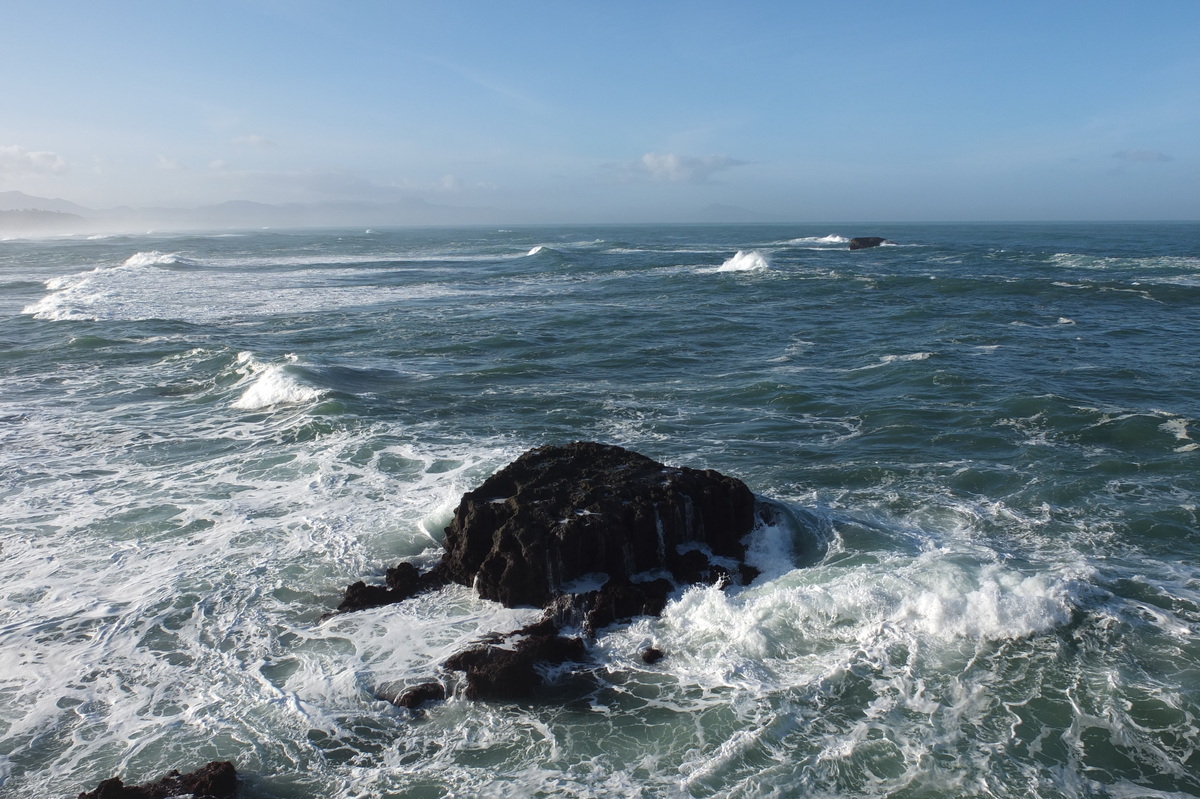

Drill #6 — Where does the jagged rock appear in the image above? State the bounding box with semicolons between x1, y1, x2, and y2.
848;236;895;250
78;761;237;799
577;578;674;635
337;563;448;613
444;623;588;700
438;441;757;607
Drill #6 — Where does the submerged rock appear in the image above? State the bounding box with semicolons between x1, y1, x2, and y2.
393;681;447;710
338;441;764;701
78;761;237;799
641;647;666;664
848;236;895;250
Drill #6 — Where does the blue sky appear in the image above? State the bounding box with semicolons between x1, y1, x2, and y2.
2;1;1197;221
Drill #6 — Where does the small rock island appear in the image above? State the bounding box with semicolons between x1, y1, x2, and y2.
848;236;895;250
339;441;767;702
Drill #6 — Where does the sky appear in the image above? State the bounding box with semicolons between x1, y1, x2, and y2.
2;0;1198;222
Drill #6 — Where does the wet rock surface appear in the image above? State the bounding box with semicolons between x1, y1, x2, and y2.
443;622;589;700
78;761;237;799
848;236;895;250
438;441;757;607
339;442;764;702
338;562;448;613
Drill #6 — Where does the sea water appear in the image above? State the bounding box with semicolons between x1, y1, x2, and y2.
1;223;1198;797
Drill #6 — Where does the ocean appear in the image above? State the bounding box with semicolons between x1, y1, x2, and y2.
2;223;1198;798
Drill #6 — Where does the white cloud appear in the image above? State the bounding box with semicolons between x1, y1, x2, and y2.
1112;149;1173;163
608;152;747;183
157;155;185;171
0;144;68;177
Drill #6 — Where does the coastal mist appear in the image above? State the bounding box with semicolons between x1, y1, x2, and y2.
2;223;1198;797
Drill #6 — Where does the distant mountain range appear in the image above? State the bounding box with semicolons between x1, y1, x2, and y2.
0;190;509;232
0;191;775;233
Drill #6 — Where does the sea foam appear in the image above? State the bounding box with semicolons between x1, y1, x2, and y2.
22;252;197;321
649;540;1082;687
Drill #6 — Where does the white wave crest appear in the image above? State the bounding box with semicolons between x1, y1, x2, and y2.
851;352;935;371
23;252;200;320
232;353;324;410
880;352;933;364
787;235;848;245
1160;416;1198;452
718;250;772;272
23;265;113;320
122;250;197;268
527;245;547;256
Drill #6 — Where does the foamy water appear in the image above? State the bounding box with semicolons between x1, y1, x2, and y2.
3;223;1199;797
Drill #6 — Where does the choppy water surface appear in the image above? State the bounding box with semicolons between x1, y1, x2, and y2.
2;223;1199;797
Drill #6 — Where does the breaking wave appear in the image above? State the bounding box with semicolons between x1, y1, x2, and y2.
121;250;198;268
232;353;326;410
786;234;848;245
718;250;772;272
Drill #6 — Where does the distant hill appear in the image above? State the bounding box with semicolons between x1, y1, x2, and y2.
0;209;88;233
0;191;93;216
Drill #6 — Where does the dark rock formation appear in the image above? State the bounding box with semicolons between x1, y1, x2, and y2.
444;621;588;700
848;236;895;250
572;578;674;635
338;442;764;702
338;562;448;613
78;761;237;799
437;441;757;607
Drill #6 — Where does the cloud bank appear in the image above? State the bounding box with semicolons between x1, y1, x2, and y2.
608;152;747;184
0;145;69;177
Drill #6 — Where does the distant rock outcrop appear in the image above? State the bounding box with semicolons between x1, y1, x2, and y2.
339;442;764;701
848;236;895;250
78;761;237;799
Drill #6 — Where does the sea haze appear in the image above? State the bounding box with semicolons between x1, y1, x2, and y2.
2;223;1199;797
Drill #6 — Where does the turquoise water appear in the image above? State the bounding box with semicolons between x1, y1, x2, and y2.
2;223;1198;797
